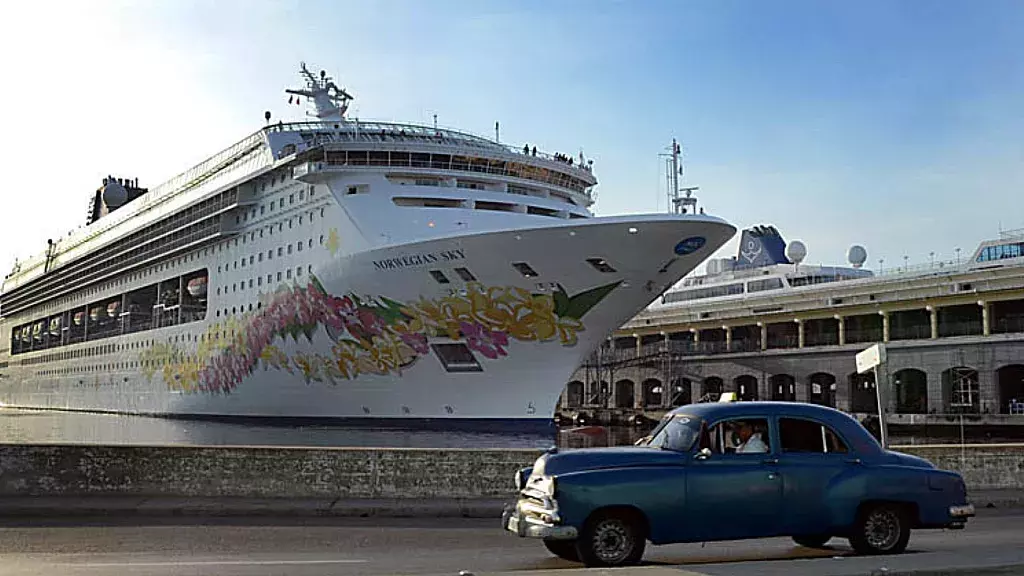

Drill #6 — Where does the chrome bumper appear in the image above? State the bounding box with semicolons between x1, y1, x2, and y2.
502;499;578;540
950;504;975;518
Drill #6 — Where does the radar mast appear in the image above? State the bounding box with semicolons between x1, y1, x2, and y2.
285;62;354;122
661;138;699;215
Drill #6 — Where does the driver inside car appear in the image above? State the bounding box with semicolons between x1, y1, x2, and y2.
734;420;768;453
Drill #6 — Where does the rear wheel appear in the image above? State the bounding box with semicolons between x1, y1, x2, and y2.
848;503;911;555
543;539;579;562
575;510;646;567
792;534;832;548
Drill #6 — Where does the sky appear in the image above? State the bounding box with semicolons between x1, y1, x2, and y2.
1;0;1022;279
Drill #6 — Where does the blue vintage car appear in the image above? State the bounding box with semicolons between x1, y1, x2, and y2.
501;401;974;567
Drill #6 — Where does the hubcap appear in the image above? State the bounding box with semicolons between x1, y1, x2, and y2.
864;509;901;550
591;519;633;563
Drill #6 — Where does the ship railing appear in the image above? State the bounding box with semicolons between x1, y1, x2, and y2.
267;120;595;176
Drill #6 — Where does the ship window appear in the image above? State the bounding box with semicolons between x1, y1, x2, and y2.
287;245;293;255
299;215;303;224
319;235;325;245
278;247;284;256
513;262;539;278
310;186;315;197
286;269;292;279
289;219;294;229
297;267;303;277
586;258;616;273
476;200;516;212
431;343;483;373
258;253;263;262
261;206;265;215
270;201;275;210
320;208;325;217
308;239;313;248
277;272;282;281
268;250;273;260
347;186;358;195
241;258;245;268
748;278;784;292
299;190;305;200
297;242;303;252
258;277;262;286
430;270;450;284
289;194;294;205
454;267;476;282
249;256;255;265
248;279;253;289
267;274;272;284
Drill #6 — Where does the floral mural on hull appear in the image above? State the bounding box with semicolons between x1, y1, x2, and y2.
140;275;621;395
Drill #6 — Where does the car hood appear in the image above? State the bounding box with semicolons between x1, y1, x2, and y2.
886;450;936;469
536;447;685;476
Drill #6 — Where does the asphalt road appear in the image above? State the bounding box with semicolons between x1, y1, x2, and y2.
0;510;1022;576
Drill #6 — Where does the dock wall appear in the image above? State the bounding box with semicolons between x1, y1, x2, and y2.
0;443;1021;500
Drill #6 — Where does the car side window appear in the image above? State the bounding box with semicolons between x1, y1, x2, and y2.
707;417;771;455
779;418;849;454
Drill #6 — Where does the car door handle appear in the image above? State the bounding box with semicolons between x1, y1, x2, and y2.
762;458;779;465
845;458;862;465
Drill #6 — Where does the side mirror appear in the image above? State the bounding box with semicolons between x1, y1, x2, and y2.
695;447;712;461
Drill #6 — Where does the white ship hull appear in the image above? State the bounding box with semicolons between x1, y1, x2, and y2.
1;213;731;428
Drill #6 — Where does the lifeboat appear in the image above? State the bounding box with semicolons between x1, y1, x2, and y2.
187;276;208;298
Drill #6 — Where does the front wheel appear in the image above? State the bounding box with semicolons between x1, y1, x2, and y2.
793;534;831;548
575;511;646;567
848;504;911;555
543;539;579;562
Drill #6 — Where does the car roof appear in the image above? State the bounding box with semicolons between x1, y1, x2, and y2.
668;401;884;455
669;401;850;421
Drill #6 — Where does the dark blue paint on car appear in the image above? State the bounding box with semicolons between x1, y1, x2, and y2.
501;401;974;567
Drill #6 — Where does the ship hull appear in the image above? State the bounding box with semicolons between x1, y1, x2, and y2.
0;215;733;427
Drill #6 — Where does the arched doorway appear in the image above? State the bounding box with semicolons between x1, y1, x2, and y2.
808;372;836;407
565;380;584;408
614;379;635;409
670;378;692;406
734;374;759;401
770;374;796;401
642;378;663;407
702;376;724;400
997;365;1024;414
942;367;979;414
848;371;877;413
892;369;928;414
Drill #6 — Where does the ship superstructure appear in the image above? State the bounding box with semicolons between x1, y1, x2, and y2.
0;63;734;428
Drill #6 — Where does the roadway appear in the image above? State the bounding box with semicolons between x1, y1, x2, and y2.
1;509;1022;576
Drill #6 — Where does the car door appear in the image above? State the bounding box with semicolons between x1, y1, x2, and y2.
775;416;856;536
684;416;784;542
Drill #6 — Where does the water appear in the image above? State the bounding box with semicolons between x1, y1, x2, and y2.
0;408;1018;449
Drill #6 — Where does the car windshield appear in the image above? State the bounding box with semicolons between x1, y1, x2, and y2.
641;414;702;452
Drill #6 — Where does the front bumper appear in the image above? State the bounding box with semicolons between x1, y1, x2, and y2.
502;499;577;540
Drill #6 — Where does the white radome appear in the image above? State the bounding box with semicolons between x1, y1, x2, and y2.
848;245;868;268
785;240;807;265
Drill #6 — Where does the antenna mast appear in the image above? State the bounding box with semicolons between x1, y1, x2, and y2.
660;138;699;214
285;62;354;122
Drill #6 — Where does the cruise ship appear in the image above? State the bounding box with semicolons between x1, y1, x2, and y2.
0;63;735;429
560;224;1024;430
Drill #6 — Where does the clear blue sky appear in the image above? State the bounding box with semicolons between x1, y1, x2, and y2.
2;0;1022;274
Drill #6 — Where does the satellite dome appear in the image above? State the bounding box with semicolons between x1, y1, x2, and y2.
102;178;128;208
785;240;807;265
848;245;868;268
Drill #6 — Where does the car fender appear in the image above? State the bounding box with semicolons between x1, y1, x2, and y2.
552;465;687;544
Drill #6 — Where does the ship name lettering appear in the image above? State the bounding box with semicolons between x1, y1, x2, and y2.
372;249;464;271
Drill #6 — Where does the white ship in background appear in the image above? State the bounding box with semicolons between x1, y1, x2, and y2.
0;63;734;430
